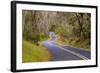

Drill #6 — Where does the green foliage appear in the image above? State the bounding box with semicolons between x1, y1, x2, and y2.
55;24;66;35
23;10;50;45
22;10;91;52
39;33;49;41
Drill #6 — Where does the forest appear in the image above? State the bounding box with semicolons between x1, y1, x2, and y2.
22;10;91;63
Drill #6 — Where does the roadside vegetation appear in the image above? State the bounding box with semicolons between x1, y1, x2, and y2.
56;36;90;51
22;10;91;63
22;40;51;63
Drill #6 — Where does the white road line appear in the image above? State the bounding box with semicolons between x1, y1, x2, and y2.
50;43;89;60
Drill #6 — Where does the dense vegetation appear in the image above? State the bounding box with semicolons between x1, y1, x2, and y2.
22;10;91;62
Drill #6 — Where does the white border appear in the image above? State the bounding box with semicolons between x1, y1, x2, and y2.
16;3;96;70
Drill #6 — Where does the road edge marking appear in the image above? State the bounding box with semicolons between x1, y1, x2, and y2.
53;44;89;60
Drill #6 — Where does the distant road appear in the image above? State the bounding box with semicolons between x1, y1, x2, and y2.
42;32;90;61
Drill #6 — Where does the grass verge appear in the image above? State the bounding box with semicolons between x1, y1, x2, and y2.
22;40;51;63
56;37;90;52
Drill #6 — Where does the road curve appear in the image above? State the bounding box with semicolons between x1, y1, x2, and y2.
42;32;90;61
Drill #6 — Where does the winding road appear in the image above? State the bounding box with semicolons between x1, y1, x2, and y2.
42;32;90;61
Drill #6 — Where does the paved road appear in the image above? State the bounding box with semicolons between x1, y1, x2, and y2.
61;46;91;59
42;32;90;61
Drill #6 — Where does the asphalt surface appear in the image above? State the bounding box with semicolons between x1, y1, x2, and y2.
42;32;90;61
61;46;91;59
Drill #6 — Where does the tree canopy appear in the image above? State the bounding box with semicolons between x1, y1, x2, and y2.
22;10;91;49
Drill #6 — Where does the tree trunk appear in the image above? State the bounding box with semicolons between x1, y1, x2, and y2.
75;13;85;40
